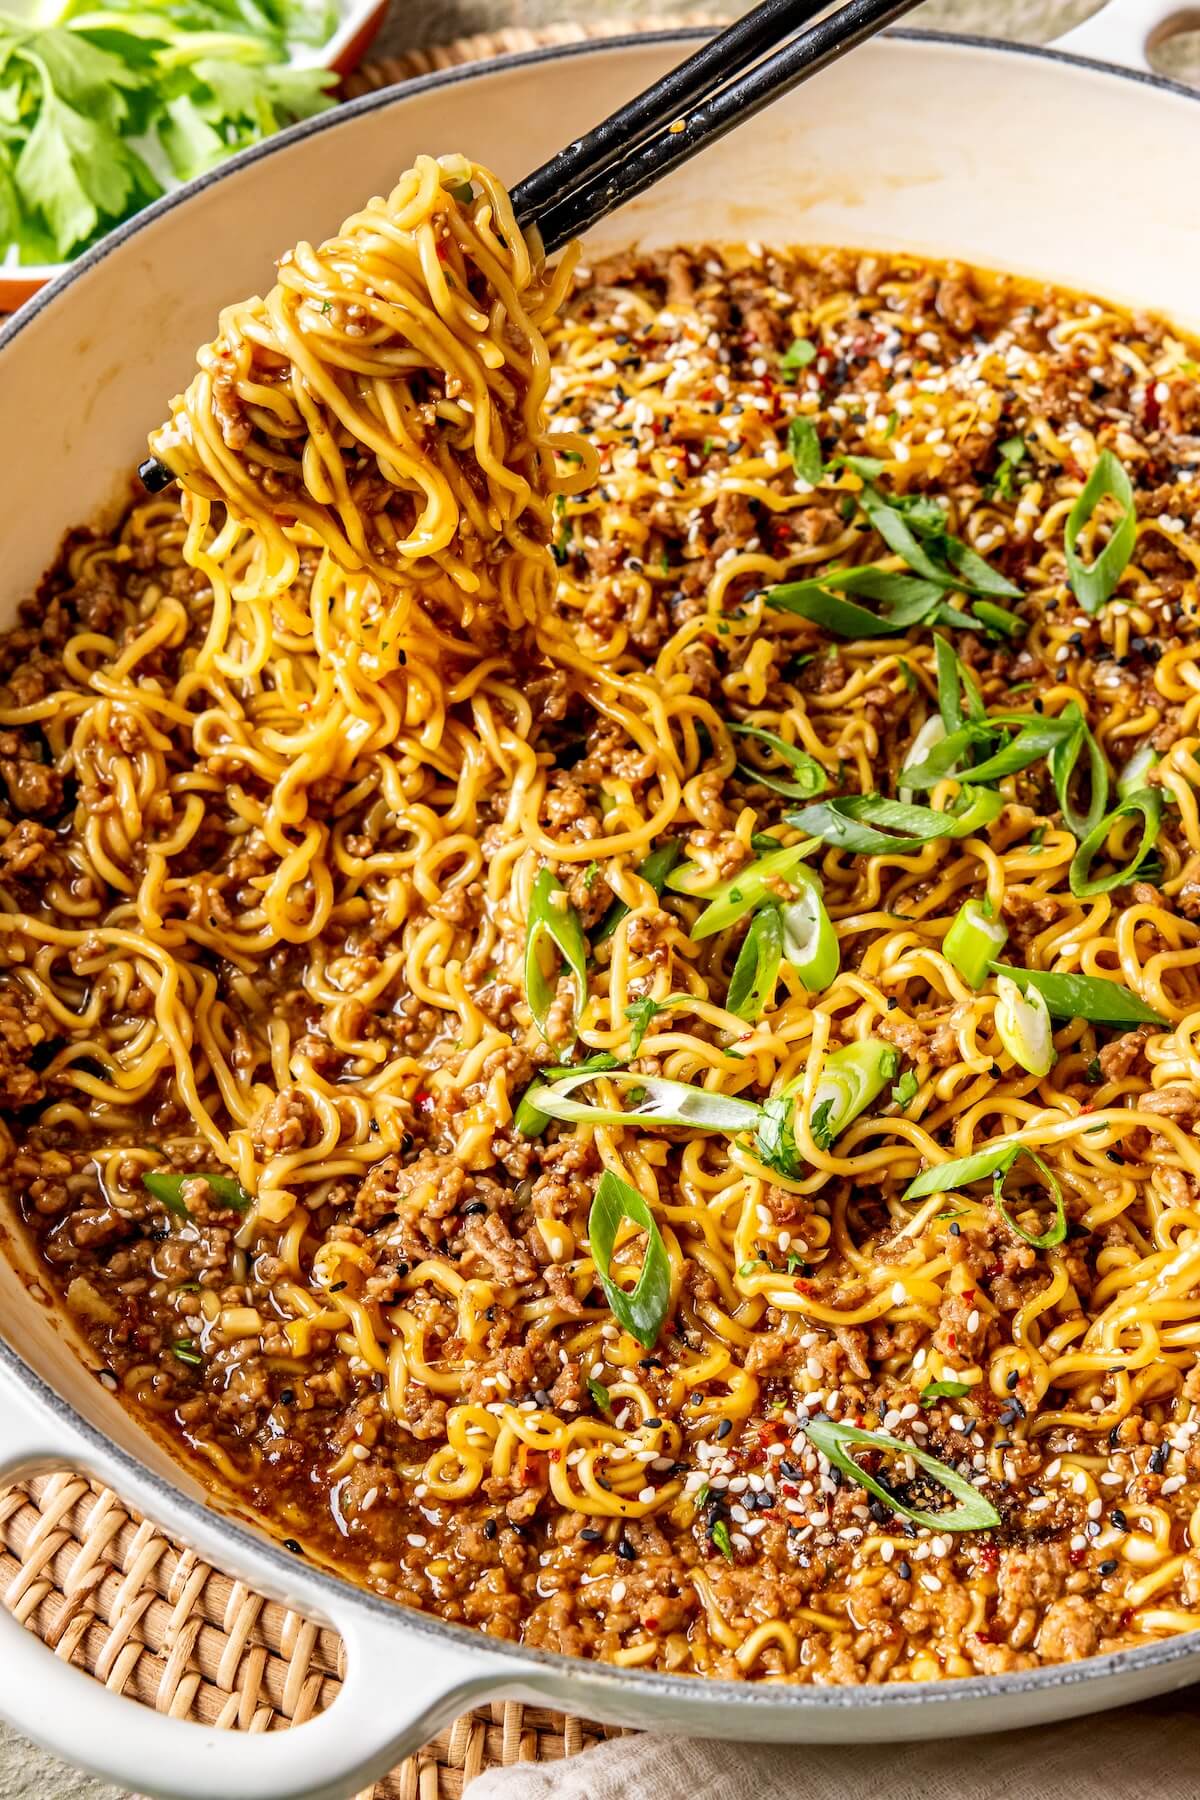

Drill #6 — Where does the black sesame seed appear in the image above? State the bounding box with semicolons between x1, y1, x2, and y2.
949;1222;961;1237
1099;1558;1118;1576
462;1201;489;1216
279;1388;294;1405
643;1417;663;1429
484;1517;498;1541
896;1560;912;1580
1149;1443;1168;1474
533;1390;552;1407
716;1418;733;1440
579;1526;602;1543
1111;1508;1128;1530
282;1539;303;1555
617;1536;637;1561
638;1357;664;1370
1006;1371;1019;1391
779;1460;801;1480
329;1280;347;1292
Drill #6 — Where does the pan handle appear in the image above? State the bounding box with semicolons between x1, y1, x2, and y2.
0;1377;512;1800
1048;0;1200;74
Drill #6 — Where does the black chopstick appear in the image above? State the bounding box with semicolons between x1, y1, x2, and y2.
511;0;832;227
532;0;925;255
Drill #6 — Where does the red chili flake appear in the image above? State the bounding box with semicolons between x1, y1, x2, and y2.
1144;386;1162;430
1069;1547;1088;1567
414;1090;433;1112
645;1619;659;1632
549;1449;562;1464
781;1482;799;1497
436;239;449;262
973;1629;994;1645
975;1546;1000;1573
947;1333;958;1349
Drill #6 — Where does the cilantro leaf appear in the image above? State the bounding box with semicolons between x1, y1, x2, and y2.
810;1097;835;1151
624;997;666;1055
892;1068;920;1110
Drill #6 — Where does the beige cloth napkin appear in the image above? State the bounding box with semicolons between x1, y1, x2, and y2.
469;1692;1200;1800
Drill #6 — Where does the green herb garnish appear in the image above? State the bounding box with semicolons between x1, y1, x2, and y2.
143;1170;250;1217
781;338;817;372
1064;449;1136;614
524;867;588;1045
904;1140;1066;1248
788;416;824;484
587;1170;672;1350
801;1418;1000;1530
920;1378;971;1404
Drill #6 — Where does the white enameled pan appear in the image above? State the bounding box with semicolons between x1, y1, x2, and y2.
0;5;1199;1794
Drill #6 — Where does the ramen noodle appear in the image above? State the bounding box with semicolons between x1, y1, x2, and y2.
3;158;1200;1684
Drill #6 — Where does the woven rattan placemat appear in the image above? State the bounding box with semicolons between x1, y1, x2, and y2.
0;29;728;1795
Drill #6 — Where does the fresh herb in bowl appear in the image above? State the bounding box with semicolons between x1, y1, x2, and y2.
0;0;337;264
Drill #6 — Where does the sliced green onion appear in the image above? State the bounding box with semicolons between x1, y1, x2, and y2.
935;636;985;735
989;963;1166;1026
513;1053;622;1138
143;1170;251;1216
920;1379;971;1404
171;1338;204;1367
809;1039;898;1149
856;480;1022;599
944;897;1009;988
780;873;839;992
1048;701;1109;839
765;569;958;639
527;1069;760;1135
727;905;784;1021
710;1516;734;1561
728;721;827;798
588;1169;671;1350
994;975;1055;1077
788;416;824;484
971;599;1023;638
782;338;817;371
801;1419;1000;1531
785;786;1003;856
1064;449;1137;615
1069;788;1163;897
525;868;588;1044
989;435;1027;501
908;716;1074;791
671;840;817;940
594;842;682;945
903;1139;1066;1248
753;1091;802;1179
624;997;667;1053
1118;743;1160;799
899;715;949;806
